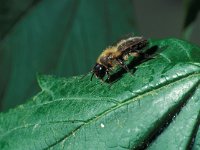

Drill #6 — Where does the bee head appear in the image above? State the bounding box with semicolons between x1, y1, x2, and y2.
91;63;106;80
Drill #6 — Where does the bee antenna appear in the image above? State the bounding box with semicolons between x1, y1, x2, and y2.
90;72;94;81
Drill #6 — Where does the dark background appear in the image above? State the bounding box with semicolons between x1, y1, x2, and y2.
0;0;199;111
134;0;199;44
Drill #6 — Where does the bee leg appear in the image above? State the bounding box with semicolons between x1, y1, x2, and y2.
117;58;133;75
133;49;154;59
123;54;129;61
129;51;140;58
106;70;111;81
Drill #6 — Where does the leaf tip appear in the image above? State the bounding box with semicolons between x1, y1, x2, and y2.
36;73;56;90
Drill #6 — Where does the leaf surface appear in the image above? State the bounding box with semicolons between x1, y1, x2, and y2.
0;38;200;149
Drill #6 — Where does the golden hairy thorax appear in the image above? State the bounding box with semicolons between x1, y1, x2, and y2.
97;46;122;67
96;36;147;69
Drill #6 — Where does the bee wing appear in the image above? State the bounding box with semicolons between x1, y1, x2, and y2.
117;37;147;53
117;40;137;52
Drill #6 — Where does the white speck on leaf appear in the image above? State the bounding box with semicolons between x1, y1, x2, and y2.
100;123;105;128
134;127;140;132
72;132;76;136
32;124;39;131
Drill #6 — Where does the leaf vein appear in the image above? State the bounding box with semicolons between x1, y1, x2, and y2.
46;73;200;149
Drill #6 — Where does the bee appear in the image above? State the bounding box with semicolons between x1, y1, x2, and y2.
91;36;148;81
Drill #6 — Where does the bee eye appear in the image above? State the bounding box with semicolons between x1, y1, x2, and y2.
93;64;106;79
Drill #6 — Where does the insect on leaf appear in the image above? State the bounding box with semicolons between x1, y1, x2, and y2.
0;0;136;111
0;38;200;149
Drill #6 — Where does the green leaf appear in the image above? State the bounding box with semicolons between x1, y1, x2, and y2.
182;0;200;39
0;0;136;110
0;38;200;149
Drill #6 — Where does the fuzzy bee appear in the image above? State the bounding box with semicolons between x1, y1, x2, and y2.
91;36;148;81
